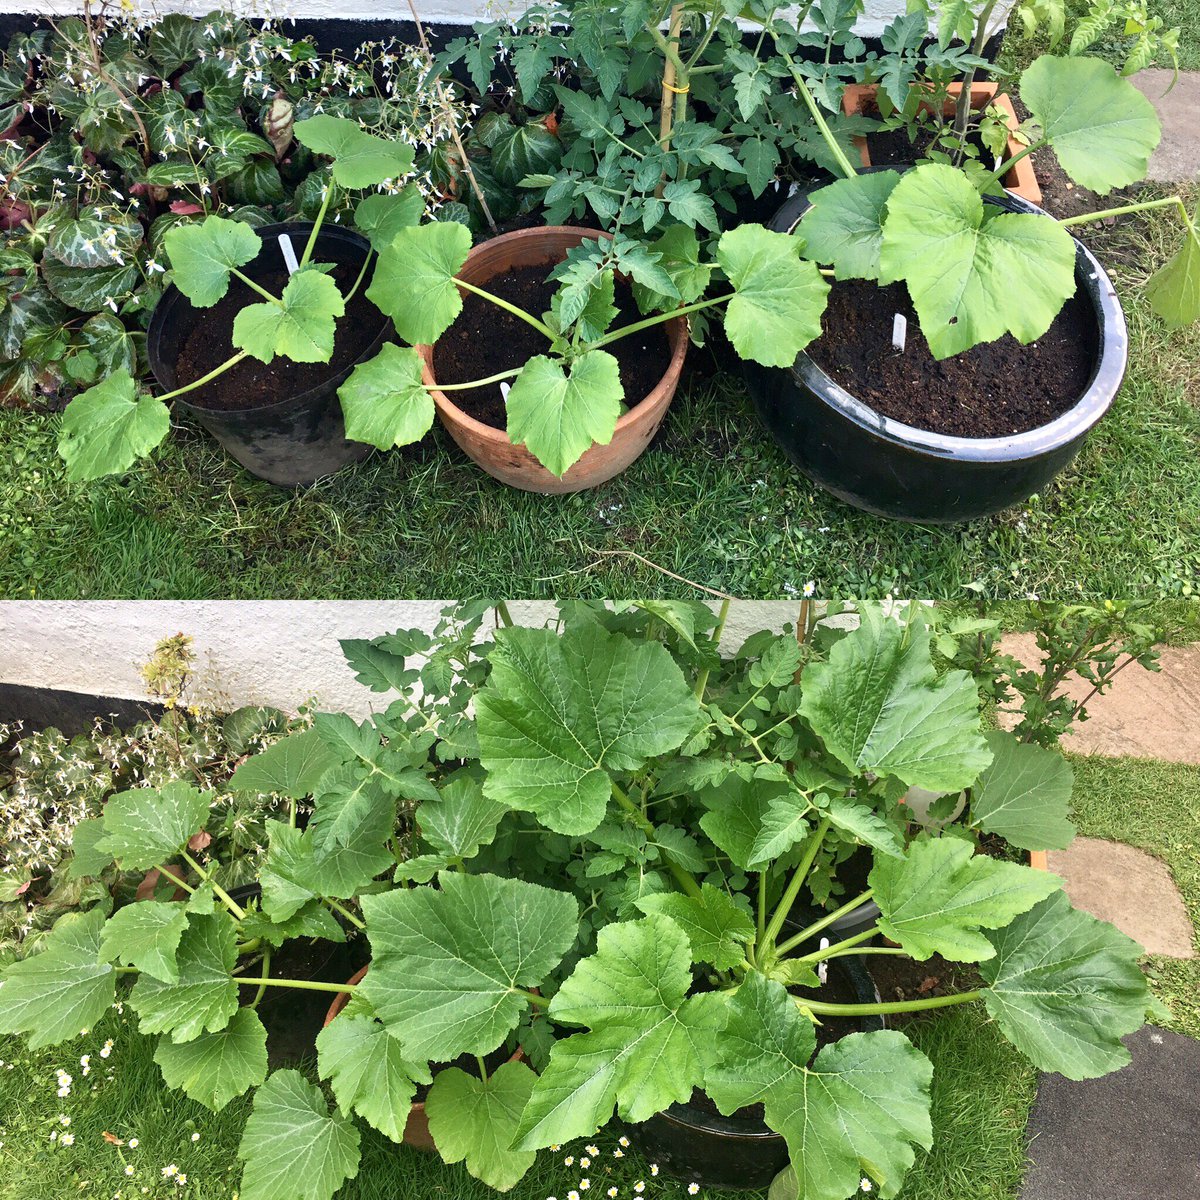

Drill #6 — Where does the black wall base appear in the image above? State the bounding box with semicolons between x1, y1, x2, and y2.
0;683;164;750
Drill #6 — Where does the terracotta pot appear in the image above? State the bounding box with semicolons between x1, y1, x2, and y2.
1030;850;1049;870
417;226;689;494
842;81;1042;204
323;965;527;1153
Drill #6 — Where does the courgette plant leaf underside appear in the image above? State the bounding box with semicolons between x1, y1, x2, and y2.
476;622;700;834
367;221;472;345
1146;205;1200;328
337;342;435;451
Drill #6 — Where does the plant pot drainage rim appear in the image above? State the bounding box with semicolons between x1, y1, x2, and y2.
147;220;391;419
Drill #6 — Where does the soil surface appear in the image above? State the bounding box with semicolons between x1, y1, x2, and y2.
807;278;1098;437
432;263;671;430
174;255;386;412
869;951;985;1008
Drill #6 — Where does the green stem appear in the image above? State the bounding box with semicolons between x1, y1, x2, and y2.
986;138;1046;187
343;246;374;304
1058;194;1191;229
229;267;284;307
792;927;875;962
234;976;358;994
153;864;195;895
457;280;557;340
612;781;703;899
775;888;874;957
301;183;334;268
799;990;982;1017
777;49;857;179
251;947;272;1008
586;294;731;352
757;870;769;941
181;851;247;920
760;818;831;954
475;1054;489;1083
496;601;515;627
323;896;366;931
236;938;263;956
156;352;249;405
434;369;522;392
693;597;732;699
520;988;550;1009
646;22;688;79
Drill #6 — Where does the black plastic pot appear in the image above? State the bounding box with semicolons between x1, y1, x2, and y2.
746;183;1128;523
147;222;387;487
624;955;883;1191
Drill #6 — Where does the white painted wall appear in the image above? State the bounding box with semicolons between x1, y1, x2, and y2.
0;601;814;718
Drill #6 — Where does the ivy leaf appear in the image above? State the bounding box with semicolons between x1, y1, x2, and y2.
418;772;508;861
970;731;1075;851
980;891;1151;1079
367;222;471;345
0;909;115;1049
872;837;1062;962
353;185;424;253
515;914;727;1148
699;775;793;872
238;1069;361;1200
162;215;260;307
717;225;830;368
505;350;623;478
1021;55;1160;194
879;162;1078;359
154;1008;268;1111
705;971;933;1200
316;1013;431;1142
96;781;212;871
129;913;239;1043
233;269;345;364
476;624;699;835
99;900;190;983
361;871;579;1060
294;115;415;187
635;884;755;970
58;372;170;482
228;729;342;798
1146;210;1200;329
426;1060;539;1191
796;170;902;281
799;606;992;792
337;343;435;451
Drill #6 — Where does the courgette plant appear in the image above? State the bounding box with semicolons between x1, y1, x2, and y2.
0;603;1155;1200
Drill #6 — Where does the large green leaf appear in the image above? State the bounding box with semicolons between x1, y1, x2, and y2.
491;121;561;189
504;350;623;477
1021;55;1160;194
635;883;755;970
58;372;170;482
796;170;902;281
354;185;424;253
129;913;239;1043
337;343;434;450
971;731;1075;851
717;225;830;368
162;215;261;307
308;765;395;855
417;772;508;861
705;971;933;1200
822;795;905;859
233;268;345;364
799;607;992;792
870;837;1062;962
43;259;141;312
1146;210;1200;329
476;624;699;835
367;222;471;344
96;780;212;871
980;890;1151;1079
294;115;415;188
228;728;342;798
238;1069;361;1200
154;1008;268;1110
426;1060;539;1191
879;163;1078;359
515;914;727;1148
0;909;115;1049
316;1013;430;1142
360;871;578;1060
698;775;792;872
99;900;190;982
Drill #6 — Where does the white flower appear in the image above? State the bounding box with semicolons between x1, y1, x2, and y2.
633;1185;644;1195
128;1138;139;1148
618;1136;629;1148
126;1165;135;1177
580;1158;591;1169
606;1190;618;1199
579;1183;590;1192
175;1174;187;1186
564;1157;574;1167
613;1149;624;1158
60;1133;75;1146
59;1115;70;1126
860;1182;872;1193
649;1165;659;1177
688;1186;700;1196
585;1145;599;1157
162;1164;178;1178
190;1132;200;1142
803;581;816;597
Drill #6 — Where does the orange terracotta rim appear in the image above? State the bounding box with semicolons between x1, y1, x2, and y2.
1029;850;1049;871
840;81;1042;205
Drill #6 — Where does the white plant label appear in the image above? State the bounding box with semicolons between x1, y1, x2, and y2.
278;234;300;276
892;313;907;352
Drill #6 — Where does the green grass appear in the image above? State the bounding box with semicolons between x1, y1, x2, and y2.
5;191;1200;605
1065;753;1200;1038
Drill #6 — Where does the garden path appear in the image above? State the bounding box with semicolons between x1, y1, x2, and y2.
1132;70;1200;183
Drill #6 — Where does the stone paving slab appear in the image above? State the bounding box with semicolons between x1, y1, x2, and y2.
998;635;1200;764
1021;1025;1200;1200
1045;838;1196;958
1132;69;1200;183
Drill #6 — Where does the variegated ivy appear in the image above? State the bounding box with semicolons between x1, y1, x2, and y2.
0;602;1154;1200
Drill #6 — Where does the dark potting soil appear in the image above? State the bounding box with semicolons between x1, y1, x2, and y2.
432;263;671;430
869;951;984;1010
173;256;387;412
807;278;1098;438
414;1044;515;1103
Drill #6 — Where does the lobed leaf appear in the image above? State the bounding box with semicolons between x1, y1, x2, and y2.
232;268;345;364
635;883;755;970
228;728;342;798
367;222;471;345
970;731;1076;851
795;170;902;281
99;900;190;982
96;780;212;871
294;115;415;188
163;215;260;307
337;342;434;450
154;1008;268;1110
58;372;170;482
354;185;424;253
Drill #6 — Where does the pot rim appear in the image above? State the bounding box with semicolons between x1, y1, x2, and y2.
781;190;1127;463
149;220;391;420
417;224;689;448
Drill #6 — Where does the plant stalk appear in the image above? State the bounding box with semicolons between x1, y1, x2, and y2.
181;850;247;919
775;888;875;956
792;926;875;962
798;990;982;1016
612;781;703;898
322;896;366;931
230;267;285;307
694;596;732;699
1058;194;1192;229
157;351;249;405
343;247;375;304
433;368;522;392
233;976;357;994
760;818;831;954
586;294;731;351
457;280;557;340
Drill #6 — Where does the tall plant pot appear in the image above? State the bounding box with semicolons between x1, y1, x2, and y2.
745;188;1127;523
623;956;883;1190
418;226;689;494
147;222;386;487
